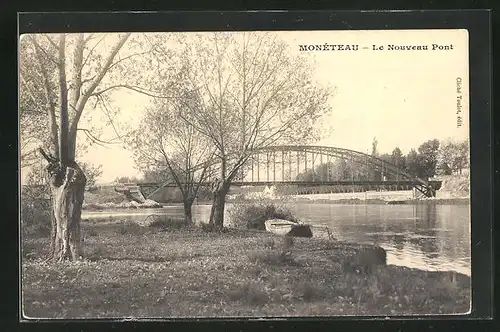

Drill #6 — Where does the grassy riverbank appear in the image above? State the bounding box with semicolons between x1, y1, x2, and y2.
21;220;470;318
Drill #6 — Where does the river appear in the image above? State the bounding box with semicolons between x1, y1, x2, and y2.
82;202;471;276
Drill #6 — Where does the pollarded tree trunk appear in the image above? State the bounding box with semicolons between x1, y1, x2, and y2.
48;162;87;262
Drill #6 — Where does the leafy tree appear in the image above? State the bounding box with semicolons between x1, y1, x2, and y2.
176;32;332;230
405;149;420;177
369;137;381;180
436;160;453;176
21;33;132;261
438;139;469;175
336;159;352;180
296;162;332;182
377;153;392;180
371;137;379;157
390;147;406;180
296;156;378;182
21;32;180;260
417;139;440;179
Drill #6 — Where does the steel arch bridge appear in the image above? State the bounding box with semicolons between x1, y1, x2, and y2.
136;145;438;198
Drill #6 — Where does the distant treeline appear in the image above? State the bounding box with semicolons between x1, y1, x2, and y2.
296;138;469;182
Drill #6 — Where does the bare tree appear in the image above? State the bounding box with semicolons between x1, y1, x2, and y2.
129;97;214;224
176;32;333;230
21;33;132;261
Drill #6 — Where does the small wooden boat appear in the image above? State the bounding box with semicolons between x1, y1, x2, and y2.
264;219;313;238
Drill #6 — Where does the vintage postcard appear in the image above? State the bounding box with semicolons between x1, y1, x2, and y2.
20;28;471;319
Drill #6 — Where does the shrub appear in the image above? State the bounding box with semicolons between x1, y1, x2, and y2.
23;223;52;238
228;202;297;230
21;186;52;238
115;221;148;235
148;216;188;230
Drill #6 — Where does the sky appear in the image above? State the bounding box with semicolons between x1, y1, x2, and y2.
21;30;470;184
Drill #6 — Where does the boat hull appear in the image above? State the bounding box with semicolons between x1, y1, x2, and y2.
264;219;313;238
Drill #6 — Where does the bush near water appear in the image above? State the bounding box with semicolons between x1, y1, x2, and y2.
228;202;298;230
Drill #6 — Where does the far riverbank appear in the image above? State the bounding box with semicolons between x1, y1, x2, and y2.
82;196;469;211
227;194;469;206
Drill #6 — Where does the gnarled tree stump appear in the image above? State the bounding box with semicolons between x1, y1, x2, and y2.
48;162;87;262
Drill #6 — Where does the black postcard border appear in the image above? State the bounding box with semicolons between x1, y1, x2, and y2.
14;9;493;331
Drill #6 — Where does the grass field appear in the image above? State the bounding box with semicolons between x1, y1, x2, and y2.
21;219;471;319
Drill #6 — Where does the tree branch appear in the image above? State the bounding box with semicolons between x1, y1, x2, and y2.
81;33;107;69
44;35;59;49
31;37;59;66
91;84;178;99
70;33;85;115
57;33;69;165
158;138;186;197
70;33;131;139
39;147;57;164
107;49;153;72
96;95;126;142
77;128;121;146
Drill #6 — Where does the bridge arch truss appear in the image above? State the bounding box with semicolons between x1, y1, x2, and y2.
238;145;435;197
138;145;437;198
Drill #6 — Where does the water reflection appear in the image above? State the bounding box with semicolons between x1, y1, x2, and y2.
82;202;471;276
282;203;470;276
